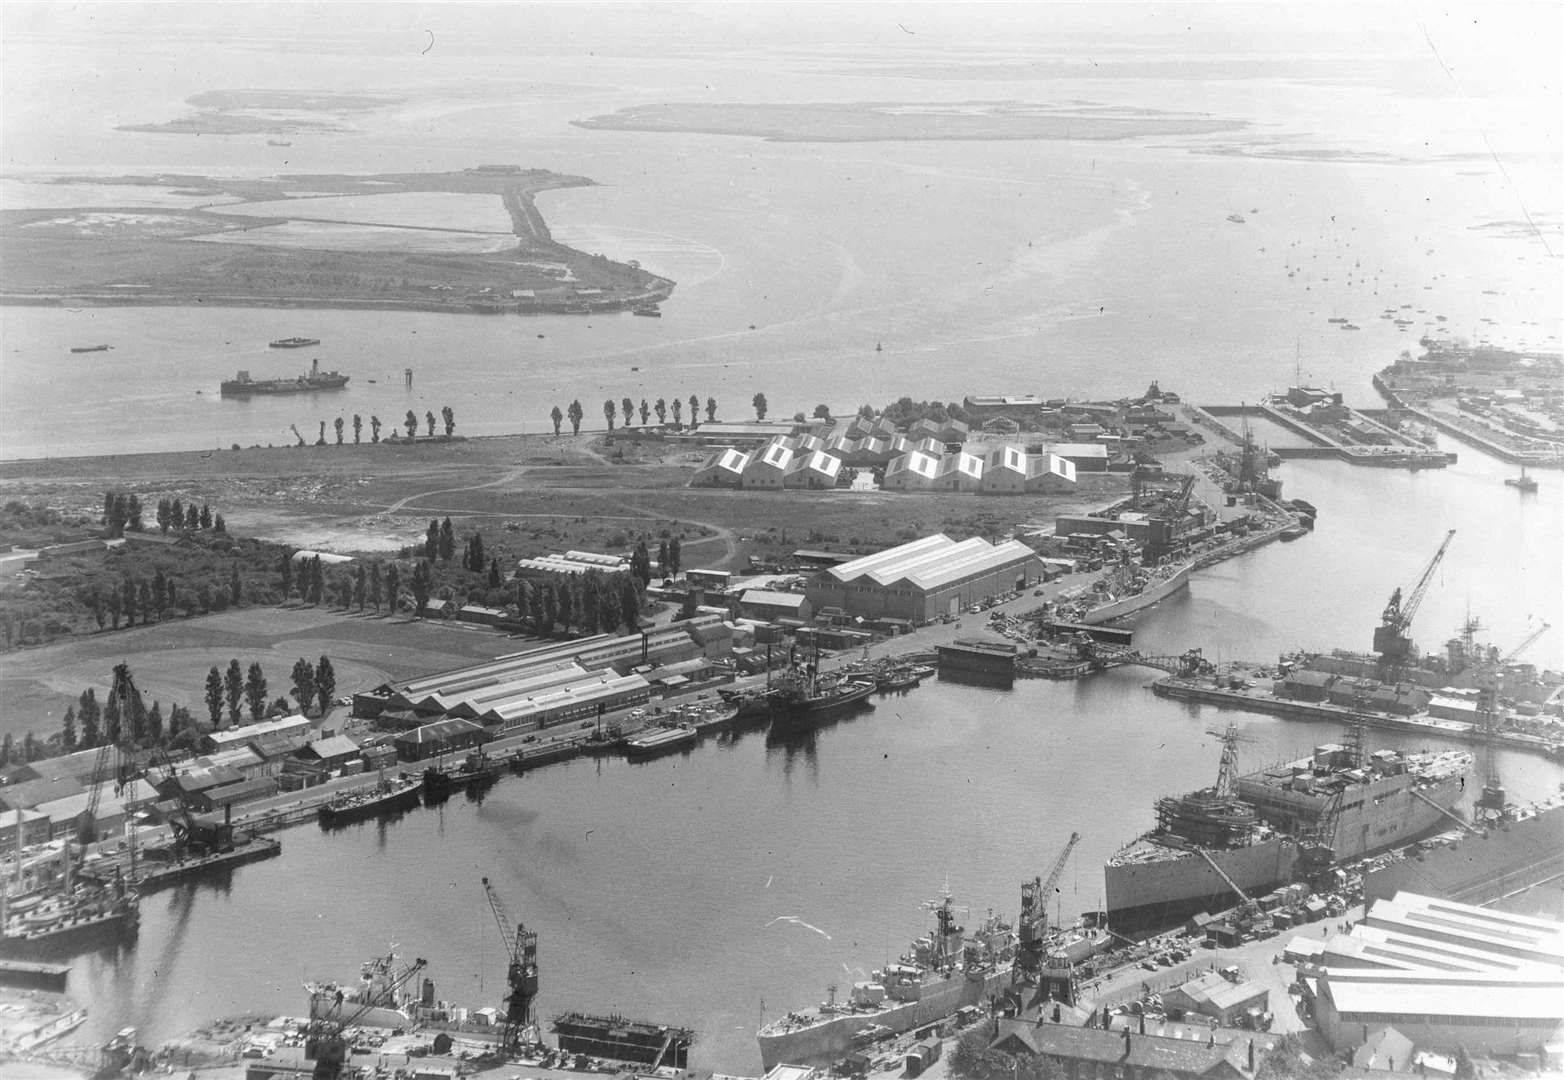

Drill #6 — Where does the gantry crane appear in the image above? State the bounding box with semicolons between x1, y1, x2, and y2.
1017;831;1081;979
306;956;426;1080
1373;529;1456;683
1476;622;1551;817
482;876;540;1057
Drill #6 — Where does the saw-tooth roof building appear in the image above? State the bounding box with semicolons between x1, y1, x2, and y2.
692;447;751;487
882;450;941;492
805;532;1044;623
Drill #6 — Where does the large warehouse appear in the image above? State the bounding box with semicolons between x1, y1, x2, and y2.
805;533;1044;624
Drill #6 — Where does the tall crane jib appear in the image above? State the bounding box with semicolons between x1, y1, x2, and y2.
483;877;540;1057
1373;529;1456;681
1017;831;1081;975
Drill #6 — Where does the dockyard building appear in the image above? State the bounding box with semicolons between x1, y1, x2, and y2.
0;809;51;856
37;791;126;843
843;436;894;468
742;441;793;488
990;1020;1264;1080
1026;453;1078;493
1162;971;1269;1028
882;450;941;492
908;417;970;444
515;550;633;580
805;533;1044;624
201;714;312;753
1051;442;1111;472
933;451;986;492
981;445;1028;494
393;718;489;762
736;589;813;624
1301;892;1564;1056
783;450;844;489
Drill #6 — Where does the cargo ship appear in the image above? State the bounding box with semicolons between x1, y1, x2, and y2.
766;657;877;733
268;336;319;348
623;723;698;760
756;891;1015;1069
319;772;422;827
1105;726;1470;932
1079;561;1190;625
553;1013;693;1068
221;358;348;397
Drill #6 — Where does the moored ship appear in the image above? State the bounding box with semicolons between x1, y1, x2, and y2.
0;870;138;953
623;723;698;759
319;772;422;827
756;892;1015;1069
1105;725;1471;932
766;663;877;732
553;1013;693;1068
221;358;348;397
1079;561;1191;625
269;336;319;348
306;949;421;1031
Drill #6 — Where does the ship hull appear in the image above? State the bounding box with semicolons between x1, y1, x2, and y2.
1081;564;1190;625
319;782;422;827
624;729;698;759
220;377;349;397
768;682;877;731
1106;837;1299;934
757;964;1010;1070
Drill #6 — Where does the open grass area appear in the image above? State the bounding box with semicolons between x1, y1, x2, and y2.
0;605;525;745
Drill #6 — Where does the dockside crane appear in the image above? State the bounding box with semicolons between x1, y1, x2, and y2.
1373;529;1456;683
1476;621;1551;817
1193;847;1265;936
1017;831;1081;980
482;876;540;1058
305;956;426;1080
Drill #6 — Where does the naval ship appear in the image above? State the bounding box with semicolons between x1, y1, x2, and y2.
1105;725;1470;932
221;358;349;397
756;891;1014;1070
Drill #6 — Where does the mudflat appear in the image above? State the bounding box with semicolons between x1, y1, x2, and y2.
0;168;672;314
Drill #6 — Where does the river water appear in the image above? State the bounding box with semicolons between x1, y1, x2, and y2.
2;7;1561;1072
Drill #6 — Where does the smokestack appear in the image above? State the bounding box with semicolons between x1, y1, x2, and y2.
1139;1013;1146;1035
1248;1040;1255;1073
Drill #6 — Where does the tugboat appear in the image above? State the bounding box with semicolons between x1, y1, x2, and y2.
319;771;422;827
1505;468;1539;492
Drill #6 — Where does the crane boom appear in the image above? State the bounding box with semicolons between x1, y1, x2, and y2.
1016;832;1082;980
308;956;427;1080
1374;529;1456;680
482;877;540;1058
1041;832;1081;900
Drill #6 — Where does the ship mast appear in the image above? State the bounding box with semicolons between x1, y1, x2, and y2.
1210;723;1242;798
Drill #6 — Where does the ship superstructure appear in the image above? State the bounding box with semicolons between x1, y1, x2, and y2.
1105;724;1470;932
756;891;1015;1069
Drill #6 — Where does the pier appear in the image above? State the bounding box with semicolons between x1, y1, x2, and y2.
1200;403;1454;469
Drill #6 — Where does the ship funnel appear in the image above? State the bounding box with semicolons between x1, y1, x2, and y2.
312;358;320;376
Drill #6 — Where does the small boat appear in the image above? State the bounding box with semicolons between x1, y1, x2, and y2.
1505;468;1539;492
632;304;662;318
1226;214;1246;224
69;344;111;354
875;342;883;353
268;337;319;349
267;139;293;147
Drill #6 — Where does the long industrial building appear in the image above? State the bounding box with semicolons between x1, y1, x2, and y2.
354;615;732;734
1302;891;1564;1057
805;533;1044;623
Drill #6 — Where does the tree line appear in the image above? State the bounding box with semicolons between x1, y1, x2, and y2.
550;395;719;435
299;406;457;447
77;562;245;630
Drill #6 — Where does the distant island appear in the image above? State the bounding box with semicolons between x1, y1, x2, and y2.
571;100;1246;142
116;88;404;136
0;167;673;316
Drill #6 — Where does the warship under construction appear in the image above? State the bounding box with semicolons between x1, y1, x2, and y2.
1105;724;1470;932
756;892;1015;1070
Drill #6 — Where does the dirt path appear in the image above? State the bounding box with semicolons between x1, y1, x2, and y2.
379;464;533;516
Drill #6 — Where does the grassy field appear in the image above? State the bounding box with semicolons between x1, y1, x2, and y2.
0;605;525;745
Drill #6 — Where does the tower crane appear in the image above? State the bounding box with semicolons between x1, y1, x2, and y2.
305;955;426;1080
1017;831;1081;979
482;876;540;1058
1475;622;1550;817
1373;529;1455;683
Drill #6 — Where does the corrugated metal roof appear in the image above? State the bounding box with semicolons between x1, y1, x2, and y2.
830;534;1037;592
1325;976;1564;1019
